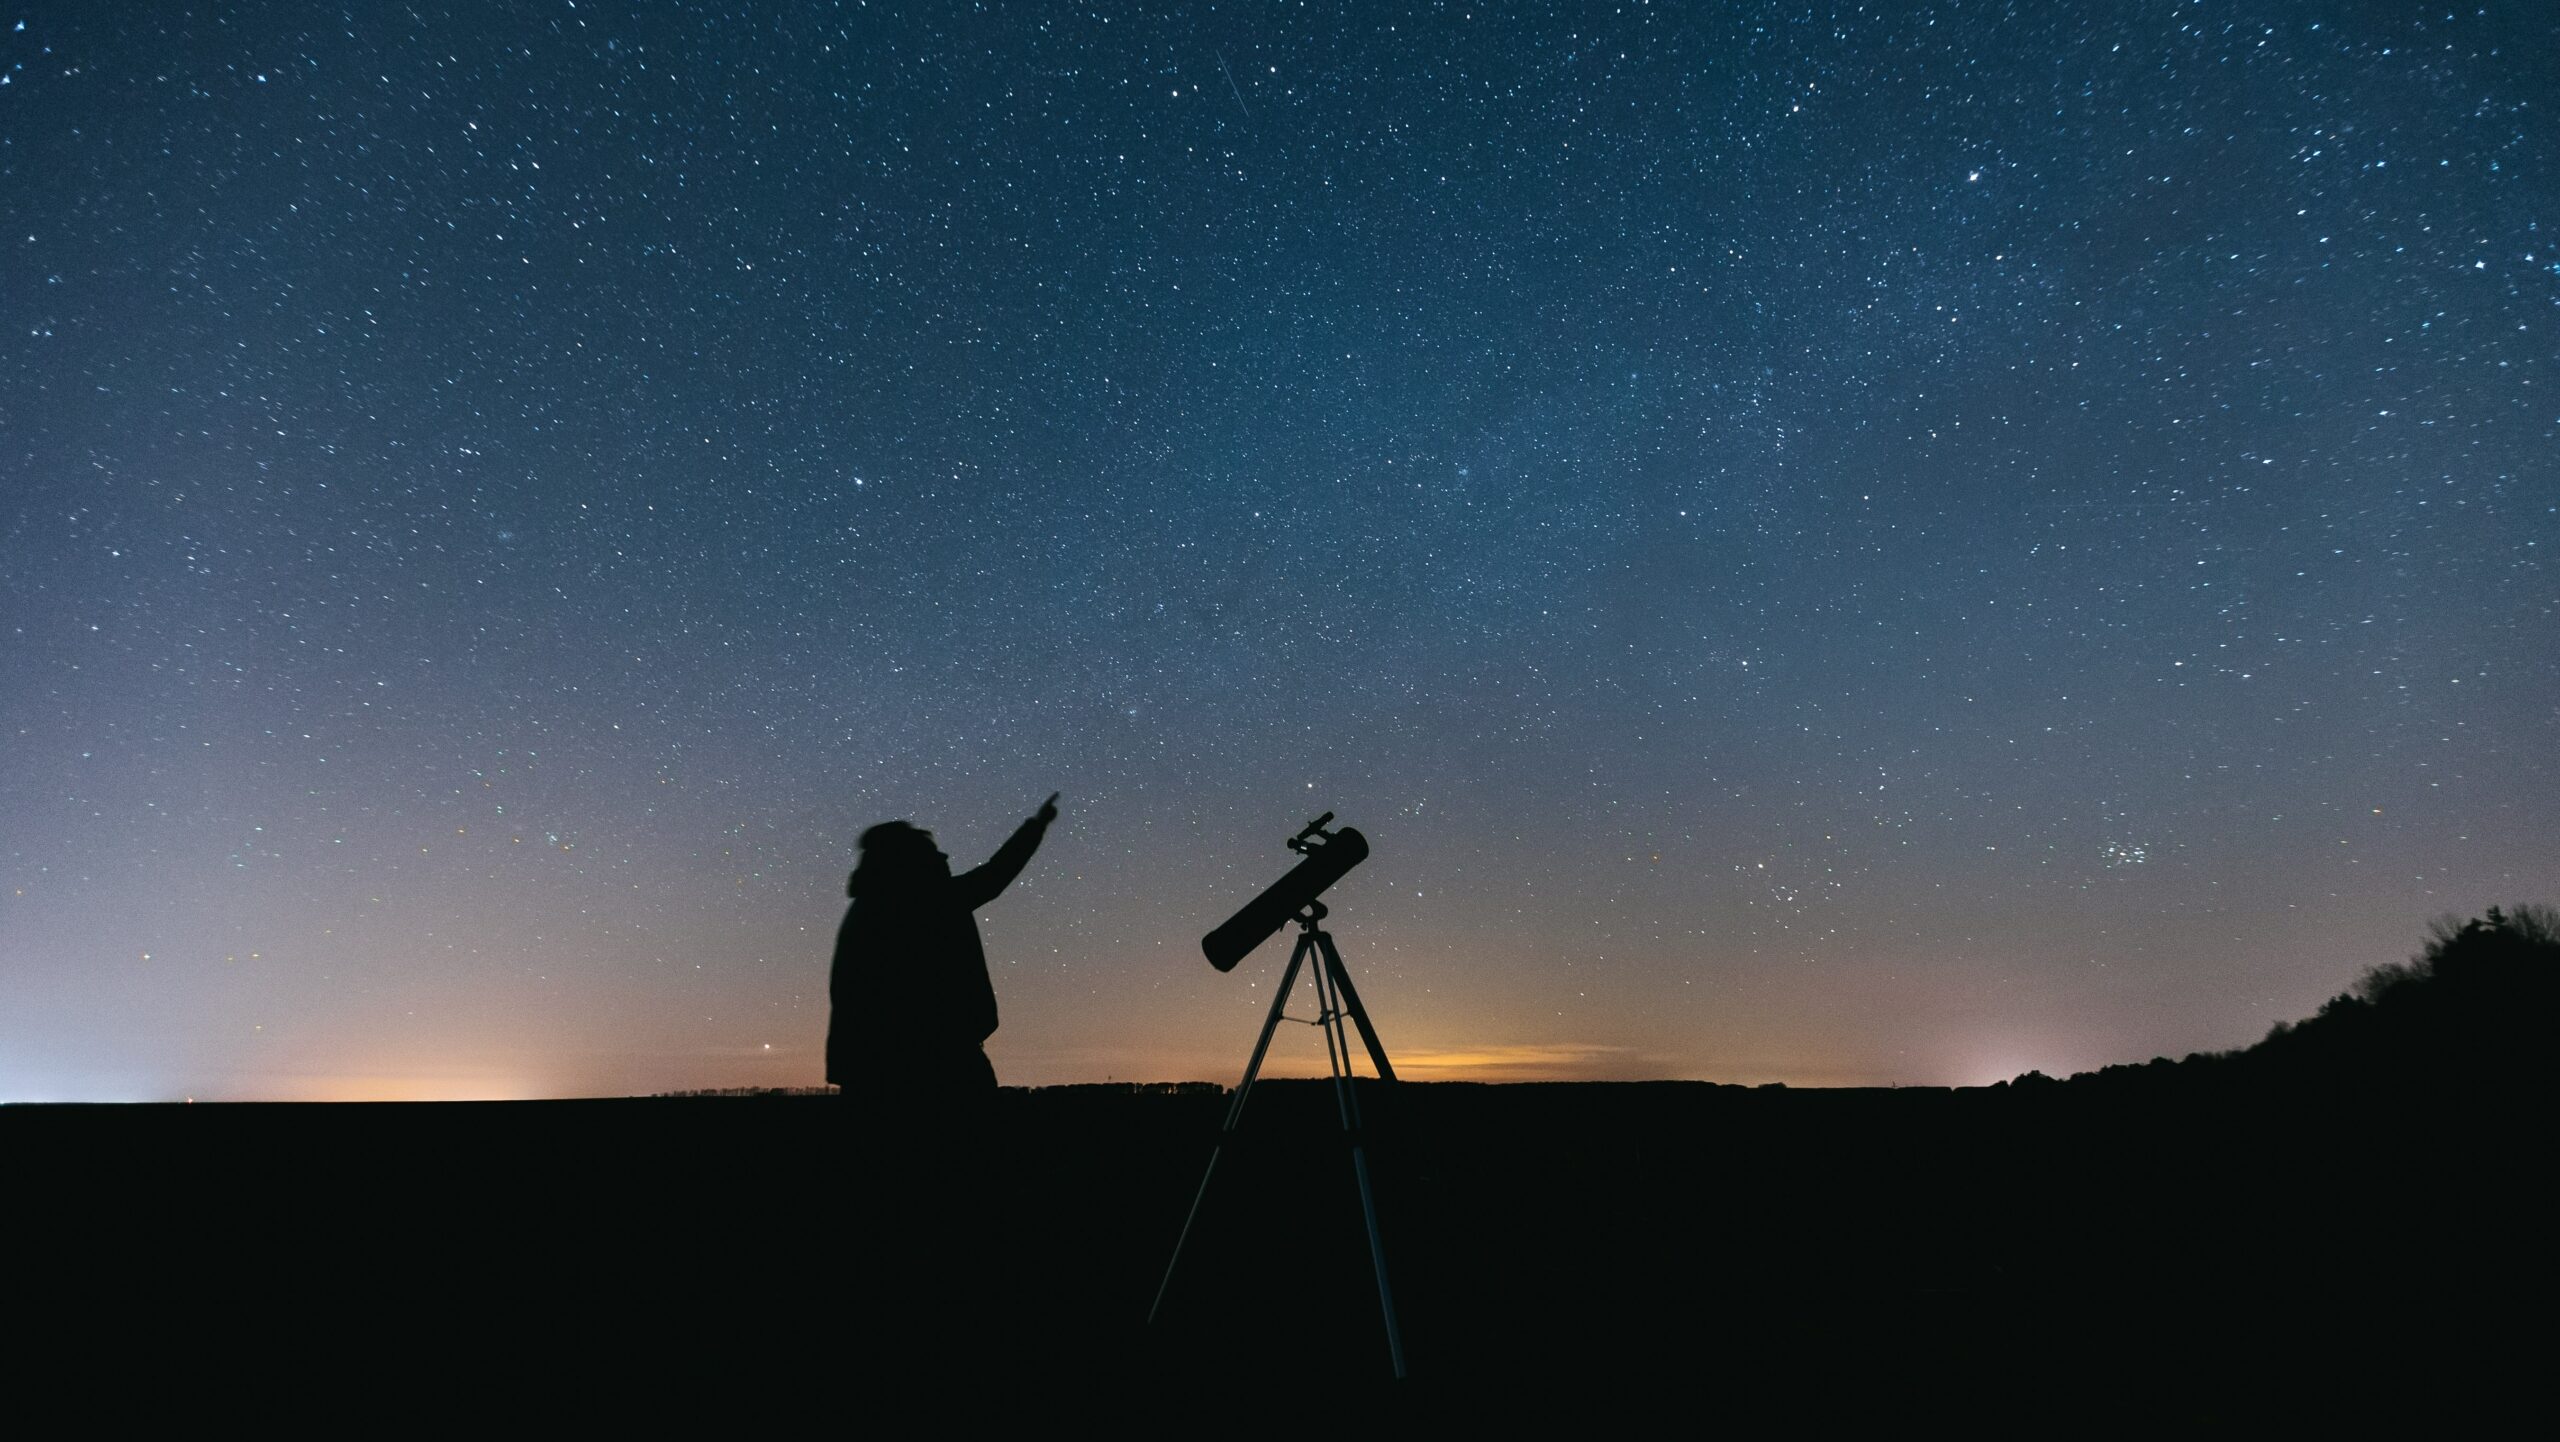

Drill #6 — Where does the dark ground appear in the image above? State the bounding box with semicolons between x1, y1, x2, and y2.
7;1080;2533;1422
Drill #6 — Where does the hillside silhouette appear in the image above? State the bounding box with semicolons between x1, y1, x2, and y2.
2007;904;2557;1094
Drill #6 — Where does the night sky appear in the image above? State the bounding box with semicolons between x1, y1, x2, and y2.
3;3;2552;1102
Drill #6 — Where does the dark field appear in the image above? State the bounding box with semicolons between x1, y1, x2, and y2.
9;1081;2529;1421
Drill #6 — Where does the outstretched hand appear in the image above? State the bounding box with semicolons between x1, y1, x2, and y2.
1035;792;1060;826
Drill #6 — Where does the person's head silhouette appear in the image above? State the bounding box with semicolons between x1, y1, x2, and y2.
853;820;949;888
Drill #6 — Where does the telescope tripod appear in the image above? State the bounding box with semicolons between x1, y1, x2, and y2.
1148;902;1408;1379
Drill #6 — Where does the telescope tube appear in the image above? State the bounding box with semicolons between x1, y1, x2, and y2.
1200;827;1370;972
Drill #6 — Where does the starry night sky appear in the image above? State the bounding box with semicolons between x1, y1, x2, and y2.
3;3;2552;1101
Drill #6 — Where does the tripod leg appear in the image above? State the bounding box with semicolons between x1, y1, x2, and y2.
1148;931;1315;1326
1350;1142;1407;1379
1307;937;1408;1379
1224;931;1313;1131
1314;930;1398;1082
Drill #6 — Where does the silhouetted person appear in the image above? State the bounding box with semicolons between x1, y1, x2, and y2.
827;792;1059;1108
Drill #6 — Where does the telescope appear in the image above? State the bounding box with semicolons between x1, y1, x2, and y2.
1199;812;1370;972
1156;811;1407;1379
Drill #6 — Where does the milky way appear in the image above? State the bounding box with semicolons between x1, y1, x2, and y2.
3;3;2551;1099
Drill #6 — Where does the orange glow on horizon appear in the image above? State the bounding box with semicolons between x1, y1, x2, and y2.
244;1072;548;1103
1386;1043;1641;1082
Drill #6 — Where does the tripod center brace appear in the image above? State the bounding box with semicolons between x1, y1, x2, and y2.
1149;899;1409;1380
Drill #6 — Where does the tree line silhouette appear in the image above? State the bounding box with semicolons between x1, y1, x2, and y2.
2001;904;2557;1093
